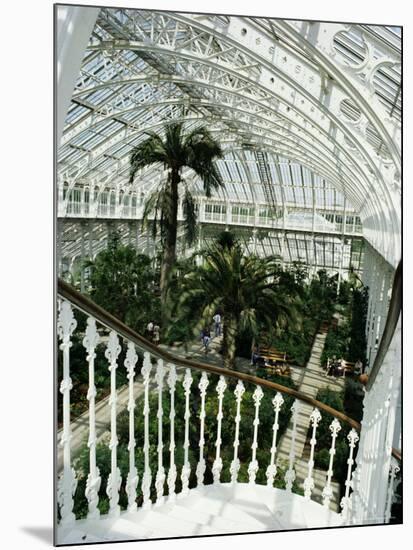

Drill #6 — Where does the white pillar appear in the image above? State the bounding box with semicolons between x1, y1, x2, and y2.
56;5;99;143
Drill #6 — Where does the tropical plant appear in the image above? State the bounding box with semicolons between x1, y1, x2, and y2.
171;235;301;369
129;122;224;308
85;231;161;333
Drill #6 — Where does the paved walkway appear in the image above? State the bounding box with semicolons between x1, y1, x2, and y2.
275;331;346;511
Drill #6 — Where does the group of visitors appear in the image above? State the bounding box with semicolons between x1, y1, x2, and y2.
326;356;364;377
146;320;161;345
326;356;346;377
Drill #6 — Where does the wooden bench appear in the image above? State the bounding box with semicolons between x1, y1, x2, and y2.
259;347;287;363
257;347;290;376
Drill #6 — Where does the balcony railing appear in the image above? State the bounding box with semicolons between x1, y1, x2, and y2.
56;279;401;533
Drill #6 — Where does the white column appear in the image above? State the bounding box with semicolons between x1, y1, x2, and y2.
167;364;178;501
230;381;245;484
56;5;99;143
341;429;360;523
181;369;193;496
248;386;264;483
266;393;284;486
105;331;122;518
303;408;322;500
141;352;153;509
57;301;78;525
285;399;301;492
124;342;139;513
154;359;166;505
196;372;209;487
83;318;101;520
322;418;341;507
212;376;227;484
384;458;400;523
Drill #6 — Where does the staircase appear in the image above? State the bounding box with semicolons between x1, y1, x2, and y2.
276;332;341;509
56;281;366;545
58;483;344;544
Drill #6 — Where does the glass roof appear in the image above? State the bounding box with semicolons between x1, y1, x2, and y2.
57;6;401;267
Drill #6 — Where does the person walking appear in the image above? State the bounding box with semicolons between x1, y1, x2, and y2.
202;327;211;354
146;321;154;341
213;312;222;337
153;323;160;346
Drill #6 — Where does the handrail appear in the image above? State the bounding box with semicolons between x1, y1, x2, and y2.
58;278;361;429
57;278;402;461
366;260;402;391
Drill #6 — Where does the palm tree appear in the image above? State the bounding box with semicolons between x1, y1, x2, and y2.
129;122;223;307
174;236;300;369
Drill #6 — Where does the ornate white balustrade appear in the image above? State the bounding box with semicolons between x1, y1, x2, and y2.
56;289;401;539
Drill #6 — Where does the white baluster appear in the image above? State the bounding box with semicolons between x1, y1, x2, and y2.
181;369;193;495
124;342;138;512
196;372;209;487
57;301;78;525
384;457;400;523
167;363;178;501
230;381;245;484
105;331;122;518
212;376;227;484
141;352;153;509
82;317;101;520
154;359;166;505
266;392;284;487
340;428;360;522
322;418;341;507
284;399;301;492
248;386;264;483
303;408;322;500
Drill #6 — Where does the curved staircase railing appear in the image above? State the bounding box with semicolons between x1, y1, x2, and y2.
56;279;401;531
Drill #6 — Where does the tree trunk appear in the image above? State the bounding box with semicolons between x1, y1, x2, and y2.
160;169;179;318
223;316;237;369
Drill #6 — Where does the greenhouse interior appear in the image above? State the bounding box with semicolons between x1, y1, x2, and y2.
55;4;402;545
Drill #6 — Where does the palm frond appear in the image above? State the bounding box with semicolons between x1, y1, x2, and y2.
129;133;167;183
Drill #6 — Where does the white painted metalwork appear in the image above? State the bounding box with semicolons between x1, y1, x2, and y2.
105;331;122;518
181;368;193;495
303;408;322;500
141;352;152;508
384;457;400;523
285;399;301;492
167;363;178;501
57;7;401;270
154;359;166;505
124;342;139;512
248;386;264;483
266;392;284;487
57;301;78;526
322;418;342;507
196;372;209;487
230;380;245;483
212;376;227;484
341;428;360;522
83;318;101;519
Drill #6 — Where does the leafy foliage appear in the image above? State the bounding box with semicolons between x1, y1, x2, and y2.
86;232;161;333
129;122;223;305
169;234;301;368
347;287;369;364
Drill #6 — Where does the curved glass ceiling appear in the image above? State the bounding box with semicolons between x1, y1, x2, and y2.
57;6;401;267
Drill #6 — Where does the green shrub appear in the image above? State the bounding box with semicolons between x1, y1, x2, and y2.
314;448;330;470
